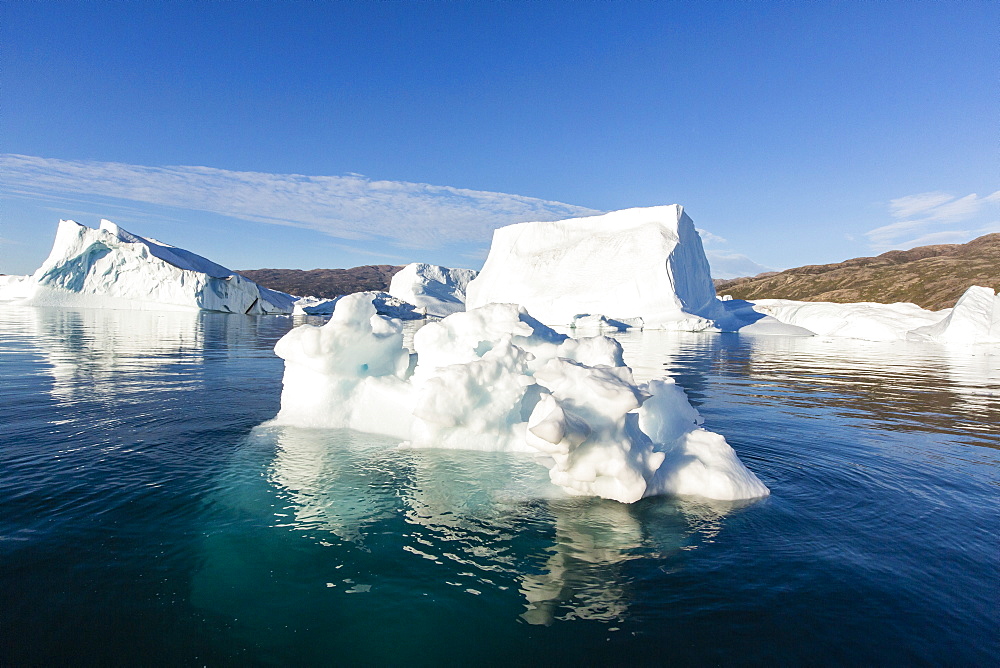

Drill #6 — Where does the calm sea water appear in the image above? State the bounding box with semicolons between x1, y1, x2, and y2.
1;306;997;665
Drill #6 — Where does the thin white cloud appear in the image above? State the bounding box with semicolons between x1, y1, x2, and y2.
461;247;491;262
866;190;1000;250
865;218;928;246
321;242;413;263
888;192;954;219
888;221;1000;250
705;250;775;280
923;193;984;223
0;154;602;248
696;228;727;245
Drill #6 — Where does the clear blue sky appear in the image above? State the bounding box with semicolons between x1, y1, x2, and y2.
2;1;997;277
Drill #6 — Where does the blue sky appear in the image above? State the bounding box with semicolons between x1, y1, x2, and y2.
2;1;997;277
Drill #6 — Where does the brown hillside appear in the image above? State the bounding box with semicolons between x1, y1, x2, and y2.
237;265;405;299
714;233;1000;311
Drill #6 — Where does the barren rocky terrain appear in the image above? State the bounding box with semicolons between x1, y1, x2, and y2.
714;233;1000;311
237;265;404;299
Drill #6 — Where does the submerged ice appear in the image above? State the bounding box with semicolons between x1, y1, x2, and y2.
272;294;770;503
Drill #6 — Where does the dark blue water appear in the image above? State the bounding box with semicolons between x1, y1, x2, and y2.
1;306;997;665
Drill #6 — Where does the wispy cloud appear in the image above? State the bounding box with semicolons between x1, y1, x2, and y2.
705;250;775;280
866;190;1000;249
696;228;727;246
0;154;601;248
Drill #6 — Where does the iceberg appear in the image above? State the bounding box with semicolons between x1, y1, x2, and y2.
387;263;478;318
0;274;32;301
731;286;998;344
742;298;945;342
459;204;1000;346
9;219;294;313
466;205;725;329
271;293;770;503
908;286;1000;344
293;291;424;319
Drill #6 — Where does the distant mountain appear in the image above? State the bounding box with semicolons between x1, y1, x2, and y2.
714;233;1000;311
237;265;404;299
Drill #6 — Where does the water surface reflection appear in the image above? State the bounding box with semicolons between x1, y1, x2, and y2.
614;330;1000;447
242;424;755;626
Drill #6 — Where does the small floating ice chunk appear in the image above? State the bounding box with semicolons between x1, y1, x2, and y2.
388;263;478;318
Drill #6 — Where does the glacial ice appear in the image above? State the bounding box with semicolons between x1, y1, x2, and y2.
6;219;294;313
908;286;1000;344
293;291;424;319
271;293;770;503
741;299;946;342
731;286;998;344
466;205;725;329
388;263;478;318
0;274;31;301
459;204;1000;345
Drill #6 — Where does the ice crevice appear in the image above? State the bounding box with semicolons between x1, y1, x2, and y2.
271;294;770;504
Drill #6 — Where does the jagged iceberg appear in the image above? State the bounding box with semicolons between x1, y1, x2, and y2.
466;205;725;329
388;263;478;317
288;263;476;319
908;286;1000;344
6;219;294;313
271;293;770;503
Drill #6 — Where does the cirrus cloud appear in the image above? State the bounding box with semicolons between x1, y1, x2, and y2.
866;189;1000;249
0;154;602;249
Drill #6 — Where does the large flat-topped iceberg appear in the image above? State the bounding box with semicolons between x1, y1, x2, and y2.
10;219;294;314
465;205;723;329
388;263;478;317
272;294;770;503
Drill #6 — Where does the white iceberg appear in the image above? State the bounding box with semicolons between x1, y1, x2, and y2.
388;263;478;318
0;274;32;301
908;286;1000;344
730;286;998;344
293;291;424;319
10;219;294;313
466;205;725;329
271;293;770;504
742;298;946;342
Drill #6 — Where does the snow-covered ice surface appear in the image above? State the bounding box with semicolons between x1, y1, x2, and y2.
271;294;770;503
6;219;294;313
388;263;478;317
0;275;32;301
466;205;725;329
735;286;998;344
293;291;423;319
908;286;1000;344
741;299;946;342
460;204;1000;346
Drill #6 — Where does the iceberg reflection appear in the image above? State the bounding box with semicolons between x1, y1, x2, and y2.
613;329;1000;444
27;307;206;402
264;423;751;623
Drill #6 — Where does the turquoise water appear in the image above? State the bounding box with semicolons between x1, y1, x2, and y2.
1;306;997;665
